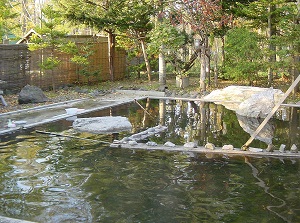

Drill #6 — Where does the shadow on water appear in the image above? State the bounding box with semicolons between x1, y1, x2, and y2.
0;99;299;222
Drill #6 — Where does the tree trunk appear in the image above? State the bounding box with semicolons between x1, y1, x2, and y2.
200;48;206;92
293;0;300;95
140;38;152;81
206;46;211;86
159;45;166;91
214;38;219;87
268;4;276;87
107;31;115;81
199;36;208;92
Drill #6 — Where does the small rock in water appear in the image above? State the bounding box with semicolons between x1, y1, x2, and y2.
222;145;234;150
290;144;298;153
205;143;215;150
266;144;274;152
249;148;263;152
146;141;158;146
184;142;197;148
128;140;138;146
279;144;286;153
148;128;155;133
164;141;175;147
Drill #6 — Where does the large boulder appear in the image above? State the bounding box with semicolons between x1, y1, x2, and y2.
18;85;48;104
203;86;284;116
73;116;132;134
236;88;276;118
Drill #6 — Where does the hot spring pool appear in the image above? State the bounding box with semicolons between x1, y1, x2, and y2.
0;99;299;222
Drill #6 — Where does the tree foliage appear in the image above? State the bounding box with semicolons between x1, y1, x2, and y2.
224;27;264;85
0;0;18;39
28;5;76;91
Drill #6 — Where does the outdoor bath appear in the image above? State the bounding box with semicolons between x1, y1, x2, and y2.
0;98;299;222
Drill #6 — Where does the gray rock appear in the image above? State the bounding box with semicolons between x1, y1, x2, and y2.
146;141;158;146
18;85;48;104
73;116;132;134
205;143;215;150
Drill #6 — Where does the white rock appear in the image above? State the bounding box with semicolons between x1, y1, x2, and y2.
164;141;175;147
205;143;215;150
222;145;234;150
290;144;298;153
184;142;197;148
279;144;286;153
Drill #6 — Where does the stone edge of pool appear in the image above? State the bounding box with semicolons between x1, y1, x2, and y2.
110;143;300;158
0;215;37;223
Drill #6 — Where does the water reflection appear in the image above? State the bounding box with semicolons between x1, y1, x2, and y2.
154;100;299;149
1;135;299;222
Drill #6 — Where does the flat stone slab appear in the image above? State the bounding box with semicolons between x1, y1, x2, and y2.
73;116;132;134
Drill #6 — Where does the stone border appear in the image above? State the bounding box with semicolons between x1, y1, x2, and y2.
110;143;300;158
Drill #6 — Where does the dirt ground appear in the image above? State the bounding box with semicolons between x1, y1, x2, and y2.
1;75;299;114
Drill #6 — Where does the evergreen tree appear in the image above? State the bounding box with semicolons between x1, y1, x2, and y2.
28;4;77;91
224;27;264;85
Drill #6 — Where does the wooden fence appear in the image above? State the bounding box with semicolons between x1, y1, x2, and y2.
0;37;126;93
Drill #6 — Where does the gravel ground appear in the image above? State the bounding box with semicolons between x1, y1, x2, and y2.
0;90;91;114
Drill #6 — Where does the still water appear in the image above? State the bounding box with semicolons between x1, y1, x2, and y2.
0;99;299;222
